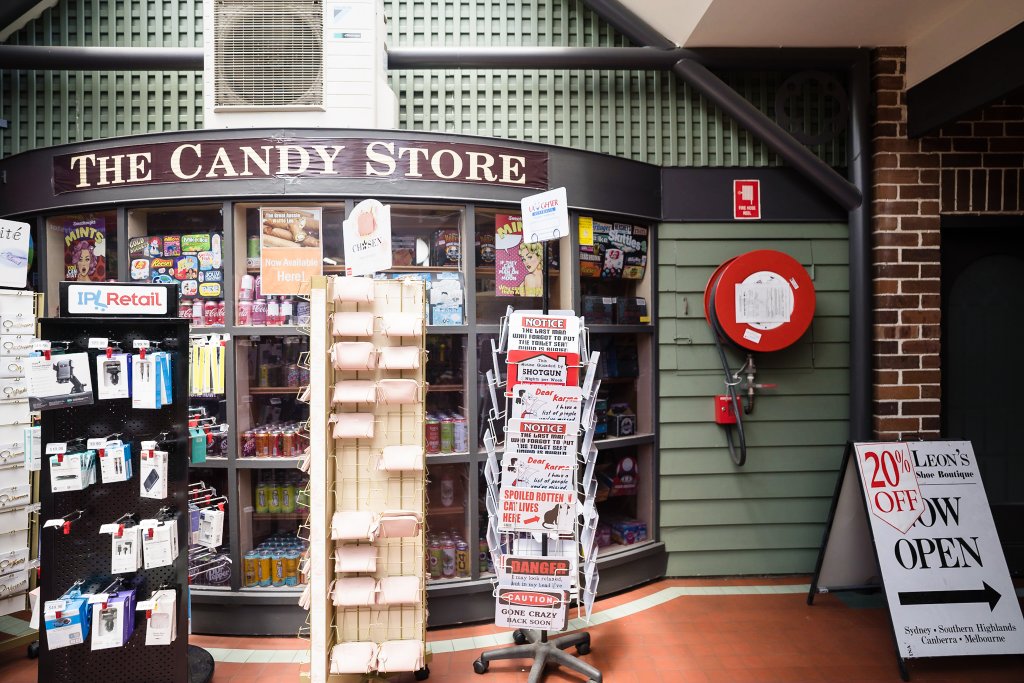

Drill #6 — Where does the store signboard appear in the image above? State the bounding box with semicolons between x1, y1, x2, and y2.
258;207;324;295
52;137;549;193
521;186;569;244
494;586;567;631
61;283;175;317
814;441;1024;662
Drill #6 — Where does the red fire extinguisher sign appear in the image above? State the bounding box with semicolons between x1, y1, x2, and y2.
734;179;761;220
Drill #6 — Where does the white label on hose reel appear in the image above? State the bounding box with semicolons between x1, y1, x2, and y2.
743;328;762;344
735;271;794;327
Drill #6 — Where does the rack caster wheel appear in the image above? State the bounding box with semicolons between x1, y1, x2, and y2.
576;642;591;655
512;629;528;645
473;657;489;674
414;666;430;680
27;641;39;659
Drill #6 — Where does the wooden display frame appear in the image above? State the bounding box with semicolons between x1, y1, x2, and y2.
308;277;428;682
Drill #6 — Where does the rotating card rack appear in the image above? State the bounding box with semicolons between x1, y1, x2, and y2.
307;276;429;682
37;307;190;683
472;243;603;683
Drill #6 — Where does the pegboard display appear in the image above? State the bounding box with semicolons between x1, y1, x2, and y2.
38;316;190;683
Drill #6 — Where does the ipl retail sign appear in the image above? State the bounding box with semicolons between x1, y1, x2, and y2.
66;284;169;315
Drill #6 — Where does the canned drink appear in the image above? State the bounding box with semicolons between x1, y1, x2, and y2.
217;300;226;326
280;297;293;325
266;298;280;326
428;538;443;579
453;417;468;453
456;541;470;578
255;430;270;458
237;300;252;326
272;552;286;587
281;430;295;458
268;483;282;513
258;551;272;586
204;300;218;326
280;482;295;513
248;235;261;260
243;551;259;587
255;481;270;513
425;418;441;454
269;430;282;458
251;297;267;326
241;430;255;458
441;539;457;578
178;298;193;320
285;363;301;387
284;550;300;586
191;300;204;326
440;419;454;454
479;538;491;573
296;300;311;326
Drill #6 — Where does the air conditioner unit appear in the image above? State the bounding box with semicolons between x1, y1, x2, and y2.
203;0;397;129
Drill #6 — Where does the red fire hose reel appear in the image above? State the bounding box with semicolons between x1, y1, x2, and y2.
703;250;815;466
704;249;816;352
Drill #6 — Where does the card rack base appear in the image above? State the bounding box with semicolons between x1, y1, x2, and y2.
474;629;601;683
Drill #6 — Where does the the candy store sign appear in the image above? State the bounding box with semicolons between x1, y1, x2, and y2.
53;137;549;193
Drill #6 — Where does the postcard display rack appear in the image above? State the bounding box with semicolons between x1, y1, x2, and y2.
0;290;39;620
37;292;191;683
473;306;603;683
307;276;430;682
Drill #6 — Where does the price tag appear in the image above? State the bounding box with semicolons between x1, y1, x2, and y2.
32;341;51;351
132;340;151;349
45;442;67;455
42;519;65;529
87;593;109;605
87;438;106;450
140;440;157;450
87;338;108;349
135;600;157;612
44;600;67;613
98;523;120;534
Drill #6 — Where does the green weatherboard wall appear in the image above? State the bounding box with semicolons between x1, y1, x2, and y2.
1;0;845;167
658;223;850;575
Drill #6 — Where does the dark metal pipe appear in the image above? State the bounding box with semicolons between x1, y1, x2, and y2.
387;46;691;70
673;58;862;211
847;50;873;440
0;45;203;70
580;0;677;49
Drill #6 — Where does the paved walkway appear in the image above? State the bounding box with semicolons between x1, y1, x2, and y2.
2;576;1022;682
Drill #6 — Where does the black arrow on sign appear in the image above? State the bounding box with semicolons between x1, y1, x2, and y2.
898;582;1001;611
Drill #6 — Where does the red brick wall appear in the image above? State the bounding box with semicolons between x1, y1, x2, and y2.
871;47;1024;440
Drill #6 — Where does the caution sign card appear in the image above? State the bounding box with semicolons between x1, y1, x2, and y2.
506;312;581;397
495;587;567;631
855;441;1024;659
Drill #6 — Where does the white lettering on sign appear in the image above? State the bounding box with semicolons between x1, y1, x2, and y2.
856;442;924;534
67;284;168;315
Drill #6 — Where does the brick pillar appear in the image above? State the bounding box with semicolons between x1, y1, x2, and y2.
871;47;941;439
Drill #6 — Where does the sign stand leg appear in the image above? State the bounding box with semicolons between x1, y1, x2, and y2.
472;240;603;683
807;442;853;605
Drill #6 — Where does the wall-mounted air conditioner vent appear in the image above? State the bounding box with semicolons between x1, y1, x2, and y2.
213;0;324;109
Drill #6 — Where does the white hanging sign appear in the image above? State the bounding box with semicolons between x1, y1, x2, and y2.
520;187;569;244
343;199;392;276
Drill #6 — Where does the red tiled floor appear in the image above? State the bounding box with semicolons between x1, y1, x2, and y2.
2;577;1022;682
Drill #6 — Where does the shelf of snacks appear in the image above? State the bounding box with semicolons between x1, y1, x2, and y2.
125;204;226;326
43;209;118;315
235;335;310;459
